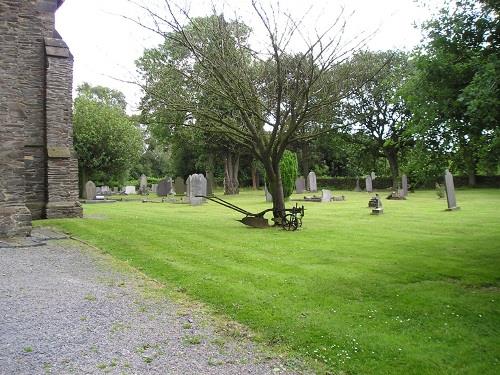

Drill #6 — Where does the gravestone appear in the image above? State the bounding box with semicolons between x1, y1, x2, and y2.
307;171;317;192
402;174;408;197
139;174;148;195
206;171;214;196
84;181;96;200
444;169;460;210
354;178;361;192
157;179;171;196
365;176;373;193
125;185;136;195
175;177;186;195
96;186;102;195
187;174;207;205
321;189;332;202
369;194;383;215
112;187;118;193
264;185;273;202
295;177;305;194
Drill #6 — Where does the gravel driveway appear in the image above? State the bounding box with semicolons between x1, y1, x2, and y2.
0;228;299;374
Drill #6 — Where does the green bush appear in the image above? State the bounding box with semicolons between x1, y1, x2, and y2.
279;150;298;198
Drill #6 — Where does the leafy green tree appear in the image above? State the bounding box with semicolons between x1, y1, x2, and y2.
279;150;299;199
340;50;413;188
73;83;143;191
405;0;499;184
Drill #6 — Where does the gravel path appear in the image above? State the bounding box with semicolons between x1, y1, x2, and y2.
0;228;299;375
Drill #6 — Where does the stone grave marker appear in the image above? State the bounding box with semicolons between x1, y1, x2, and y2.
307;171;317;192
84;181;96;200
175;177;186;195
125;185;136;195
151;184;158;194
354;177;361;192
96;186;102;195
444;169;459;210
264;185;273;202
206;171;214;196
139;174;148;195
321;189;332;202
295;177;305;194
365;175;373;193
188;174;207;205
402;174;408;197
157;178;172;196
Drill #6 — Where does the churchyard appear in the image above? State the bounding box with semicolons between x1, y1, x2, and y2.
36;187;500;374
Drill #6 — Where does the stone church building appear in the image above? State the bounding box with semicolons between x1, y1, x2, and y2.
0;0;82;237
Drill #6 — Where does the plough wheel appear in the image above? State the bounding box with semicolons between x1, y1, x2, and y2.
283;214;299;231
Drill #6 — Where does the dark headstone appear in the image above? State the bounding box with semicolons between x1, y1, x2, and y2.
369;194;383;214
157;179;172;196
174;177;185;195
295;177;305;194
444;169;459;210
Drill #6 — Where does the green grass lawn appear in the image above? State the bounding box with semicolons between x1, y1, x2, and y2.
35;189;500;374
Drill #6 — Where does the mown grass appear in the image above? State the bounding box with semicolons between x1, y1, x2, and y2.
35;189;500;374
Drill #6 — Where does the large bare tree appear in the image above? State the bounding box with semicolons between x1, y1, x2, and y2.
132;0;373;222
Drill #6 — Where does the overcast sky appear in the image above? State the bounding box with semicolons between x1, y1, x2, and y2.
55;0;444;113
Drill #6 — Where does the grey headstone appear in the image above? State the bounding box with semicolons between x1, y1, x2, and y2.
175;177;186;195
444;169;459;210
321;189;332;202
151;184;158;194
365;176;373;193
157;179;172;196
354;178;361;192
125;185;136;195
96;186;102;195
84;181;96;200
295;177;305;194
307;171;317;192
402;174;408;197
139;174;148;194
188;174;207;205
264;185;273;202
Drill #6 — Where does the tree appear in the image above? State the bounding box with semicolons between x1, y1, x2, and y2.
339;50;413;188
270;150;298;199
73;83;143;191
405;0;500;185
132;2;372;222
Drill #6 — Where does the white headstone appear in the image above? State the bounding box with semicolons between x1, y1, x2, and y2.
307;171;317;192
321;189;332;202
125;185;136;195
365;176;373;193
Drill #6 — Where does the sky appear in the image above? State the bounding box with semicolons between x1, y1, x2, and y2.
55;0;444;113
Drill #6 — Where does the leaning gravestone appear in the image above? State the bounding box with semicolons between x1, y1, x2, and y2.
295;177;305;194
264;185;273;202
354;177;361;192
444;169;460;210
175;177;186;195
321;189;332;202
187;174;207;205
84;181;96;200
365;175;373;193
307;171;317;192
157;178;171;196
402;174;408;197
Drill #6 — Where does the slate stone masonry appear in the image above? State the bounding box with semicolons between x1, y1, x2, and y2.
0;0;82;237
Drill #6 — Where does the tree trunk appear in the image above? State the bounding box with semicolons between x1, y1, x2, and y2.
301;142;310;177
251;161;258;190
384;148;399;190
206;152;215;195
464;149;477;187
224;152;240;195
79;168;88;198
263;160;286;224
